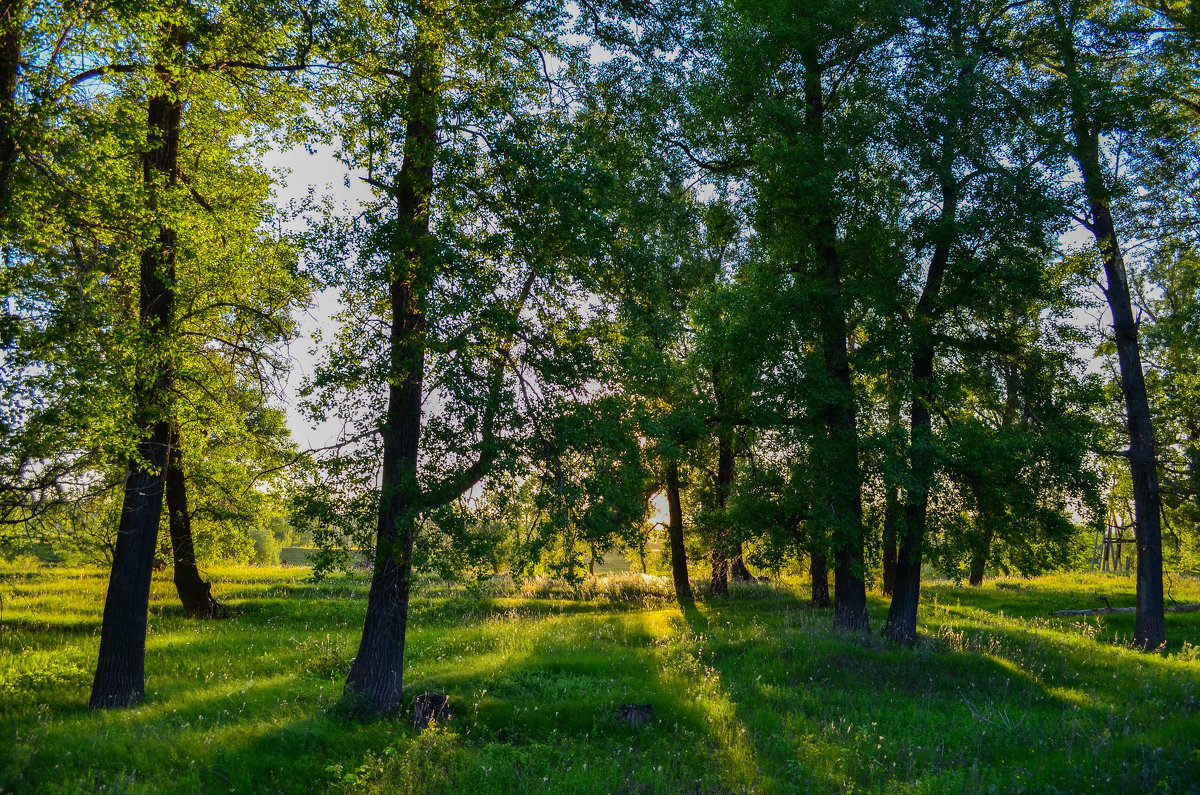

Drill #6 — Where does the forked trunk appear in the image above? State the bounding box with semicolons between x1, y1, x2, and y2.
91;70;183;708
165;425;222;618
665;459;692;602
730;542;753;582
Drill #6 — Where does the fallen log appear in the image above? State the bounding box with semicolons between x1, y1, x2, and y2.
1050;604;1200;617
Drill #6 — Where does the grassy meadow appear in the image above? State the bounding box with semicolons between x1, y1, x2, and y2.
1;564;1199;793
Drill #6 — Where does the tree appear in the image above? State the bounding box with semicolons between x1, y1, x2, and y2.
884;0;1069;643
1017;0;1189;648
0;0;310;705
298;0;605;712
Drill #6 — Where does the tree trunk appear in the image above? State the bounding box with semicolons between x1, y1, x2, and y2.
885;292;942;644
710;369;733;597
882;484;900;596
810;549;830;608
91;68;183;709
968;554;985;586
665;458;692;602
882;386;902;596
802;48;868;633
730;541;753;581
343;40;439;714
165;425;222;618
0;0;21;212
1069;109;1165;650
885;126;959;644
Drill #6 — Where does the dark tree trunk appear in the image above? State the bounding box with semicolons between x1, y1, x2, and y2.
968;554;985;586
810;549;830;608
0;0;21;212
882;385;901;596
885;146;959;645
730;542;753;582
882;485;900;597
91;71;183;709
885;339;937;644
343;43;439;714
665;459;692;603
165;425;222;618
1069;107;1165;649
710;366;733;597
802;49;868;633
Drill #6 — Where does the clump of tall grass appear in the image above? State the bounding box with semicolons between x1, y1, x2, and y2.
412;572;680;602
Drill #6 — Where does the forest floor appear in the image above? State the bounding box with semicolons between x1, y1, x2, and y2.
1;565;1198;794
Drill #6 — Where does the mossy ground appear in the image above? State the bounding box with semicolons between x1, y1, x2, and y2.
1;565;1198;793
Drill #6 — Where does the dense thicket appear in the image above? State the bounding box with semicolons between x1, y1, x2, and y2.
1;0;1196;712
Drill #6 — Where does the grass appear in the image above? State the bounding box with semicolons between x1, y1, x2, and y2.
1;565;1198;793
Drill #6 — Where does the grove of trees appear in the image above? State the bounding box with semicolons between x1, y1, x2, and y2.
1;0;1197;713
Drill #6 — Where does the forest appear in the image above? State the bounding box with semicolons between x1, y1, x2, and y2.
1;0;1199;791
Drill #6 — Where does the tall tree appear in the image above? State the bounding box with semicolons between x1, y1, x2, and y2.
1019;0;1186;648
298;0;602;712
874;0;1072;643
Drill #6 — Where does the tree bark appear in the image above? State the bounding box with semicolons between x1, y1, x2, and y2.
810;549;830;608
884;113;960;643
665;458;692;602
882;386;902;596
343;41;439;714
710;364;733;597
0;0;22;212
730;541;753;581
91;62;183;708
802;47;868;633
882;484;900;596
968;554;986;586
1066;78;1165;649
165;425;222;618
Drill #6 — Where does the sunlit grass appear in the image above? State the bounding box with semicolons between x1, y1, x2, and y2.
2;565;1198;792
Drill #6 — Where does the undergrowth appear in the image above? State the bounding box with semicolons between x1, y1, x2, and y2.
1;565;1197;793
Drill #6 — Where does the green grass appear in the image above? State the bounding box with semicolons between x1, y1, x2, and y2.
1;565;1198;793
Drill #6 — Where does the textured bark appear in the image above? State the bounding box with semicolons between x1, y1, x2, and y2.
802;47;868;633
165;425;222;618
343;43;439;714
730;543;753;582
0;0;22;211
91;69;183;709
665;459;692;603
810;549;830;608
1066;78;1165;649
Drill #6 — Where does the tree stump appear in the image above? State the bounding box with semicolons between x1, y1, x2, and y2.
411;693;452;728
618;703;655;727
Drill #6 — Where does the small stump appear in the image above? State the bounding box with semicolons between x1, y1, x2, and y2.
618;703;655;727
411;693;452;728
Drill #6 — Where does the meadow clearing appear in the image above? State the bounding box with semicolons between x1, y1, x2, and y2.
2;565;1198;793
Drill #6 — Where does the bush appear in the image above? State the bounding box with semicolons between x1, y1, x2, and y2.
249;524;281;565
